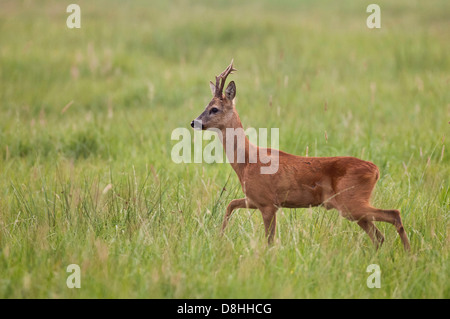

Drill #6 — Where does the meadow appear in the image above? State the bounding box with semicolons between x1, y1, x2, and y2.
0;0;448;298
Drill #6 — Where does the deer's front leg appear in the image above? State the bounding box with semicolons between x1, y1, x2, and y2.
259;205;278;245
221;198;256;235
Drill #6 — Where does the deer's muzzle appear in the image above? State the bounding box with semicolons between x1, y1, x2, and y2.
191;119;205;130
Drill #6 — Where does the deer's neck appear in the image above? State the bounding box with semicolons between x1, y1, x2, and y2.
219;112;255;179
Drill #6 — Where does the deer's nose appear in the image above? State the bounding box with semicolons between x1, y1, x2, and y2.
191;119;205;130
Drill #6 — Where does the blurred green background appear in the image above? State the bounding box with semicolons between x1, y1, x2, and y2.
0;0;448;298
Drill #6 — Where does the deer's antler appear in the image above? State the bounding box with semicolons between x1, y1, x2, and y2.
214;59;237;98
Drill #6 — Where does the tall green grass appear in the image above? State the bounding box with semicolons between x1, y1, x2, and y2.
0;0;448;298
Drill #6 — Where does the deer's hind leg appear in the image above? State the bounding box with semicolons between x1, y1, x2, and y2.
357;207;410;251
333;176;410;251
341;203;410;251
357;219;384;249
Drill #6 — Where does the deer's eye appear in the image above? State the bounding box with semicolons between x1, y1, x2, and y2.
210;107;219;114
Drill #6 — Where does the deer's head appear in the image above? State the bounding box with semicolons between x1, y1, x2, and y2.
191;60;237;130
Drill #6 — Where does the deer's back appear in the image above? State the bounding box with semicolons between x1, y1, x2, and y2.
242;150;379;209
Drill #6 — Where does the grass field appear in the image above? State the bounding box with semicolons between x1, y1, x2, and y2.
0;0;448;298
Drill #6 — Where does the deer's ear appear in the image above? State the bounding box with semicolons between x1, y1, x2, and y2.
209;81;216;97
225;81;236;100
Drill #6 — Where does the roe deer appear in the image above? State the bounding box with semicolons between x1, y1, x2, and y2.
190;60;410;251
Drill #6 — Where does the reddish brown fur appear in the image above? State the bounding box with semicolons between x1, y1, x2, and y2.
192;61;410;251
